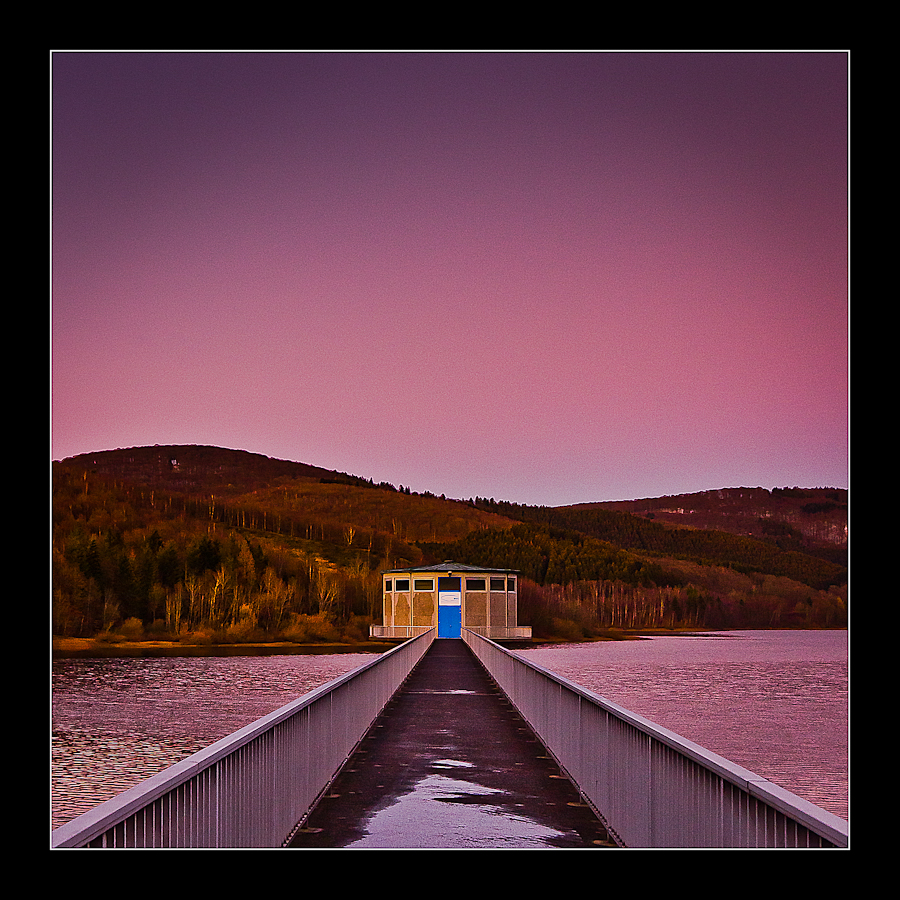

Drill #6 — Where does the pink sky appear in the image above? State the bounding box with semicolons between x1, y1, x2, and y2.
51;51;848;506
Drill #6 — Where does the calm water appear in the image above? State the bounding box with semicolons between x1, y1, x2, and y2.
51;630;848;833
517;630;848;821
51;652;377;829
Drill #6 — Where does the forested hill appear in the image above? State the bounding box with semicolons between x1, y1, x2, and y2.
571;487;846;559
471;486;847;572
52;445;848;641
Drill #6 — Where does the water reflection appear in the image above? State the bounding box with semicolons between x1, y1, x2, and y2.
52;728;209;826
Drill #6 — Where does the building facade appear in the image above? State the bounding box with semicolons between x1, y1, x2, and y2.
370;562;531;641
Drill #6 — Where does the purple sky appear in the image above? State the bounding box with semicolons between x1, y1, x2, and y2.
51;51;848;506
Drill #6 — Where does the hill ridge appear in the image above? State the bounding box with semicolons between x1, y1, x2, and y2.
56;444;359;493
57;444;846;510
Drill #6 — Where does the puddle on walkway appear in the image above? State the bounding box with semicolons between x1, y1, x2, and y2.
407;689;483;695
431;759;474;769
343;772;581;849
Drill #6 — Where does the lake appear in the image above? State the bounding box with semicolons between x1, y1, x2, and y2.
51;629;848;832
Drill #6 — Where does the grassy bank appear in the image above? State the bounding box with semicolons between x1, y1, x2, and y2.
52;635;398;658
50;626;711;658
52;622;845;659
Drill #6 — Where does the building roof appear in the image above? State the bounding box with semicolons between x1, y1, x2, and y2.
383;561;519;575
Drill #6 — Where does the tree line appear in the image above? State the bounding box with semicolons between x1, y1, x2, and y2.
422;522;673;588
517;575;847;639
470;500;846;591
52;466;386;642
423;521;847;635
53;522;384;642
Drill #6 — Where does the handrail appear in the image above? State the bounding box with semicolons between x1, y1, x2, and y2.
463;629;848;848
52;629;435;848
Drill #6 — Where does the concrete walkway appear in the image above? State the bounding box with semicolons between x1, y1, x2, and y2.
287;639;616;849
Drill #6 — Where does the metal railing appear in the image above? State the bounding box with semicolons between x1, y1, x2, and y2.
462;625;533;640
52;629;435;848
463;630;849;849
370;624;532;640
369;625;434;639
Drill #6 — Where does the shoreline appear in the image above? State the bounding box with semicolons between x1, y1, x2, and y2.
51;636;400;658
52;626;844;659
50;628;680;659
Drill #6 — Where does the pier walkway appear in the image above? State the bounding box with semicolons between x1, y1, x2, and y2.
287;639;616;849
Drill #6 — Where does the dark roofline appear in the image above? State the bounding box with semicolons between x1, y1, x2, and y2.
382;561;520;575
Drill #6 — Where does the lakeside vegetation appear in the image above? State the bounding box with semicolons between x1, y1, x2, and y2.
52;446;847;650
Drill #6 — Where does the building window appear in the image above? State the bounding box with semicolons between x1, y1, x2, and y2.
490;578;506;591
395;579;410;592
508;577;516;591
414;579;434;591
385;580;392;592
466;578;486;591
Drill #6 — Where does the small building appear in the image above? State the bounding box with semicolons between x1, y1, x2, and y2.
370;561;531;642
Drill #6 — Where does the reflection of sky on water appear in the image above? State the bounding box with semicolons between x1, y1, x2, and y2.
51;728;209;828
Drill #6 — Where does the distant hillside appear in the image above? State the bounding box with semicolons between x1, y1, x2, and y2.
472;485;846;569
567;486;847;564
56;445;353;494
52;445;848;643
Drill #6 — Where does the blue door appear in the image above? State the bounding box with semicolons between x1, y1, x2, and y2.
437;576;462;638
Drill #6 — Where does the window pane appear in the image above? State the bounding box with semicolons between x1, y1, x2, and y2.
385;580;392;592
490;578;505;591
508;577;516;591
466;578;486;591
414;579;434;591
395;579;410;591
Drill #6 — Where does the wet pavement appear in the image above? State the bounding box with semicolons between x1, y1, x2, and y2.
286;639;617;849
